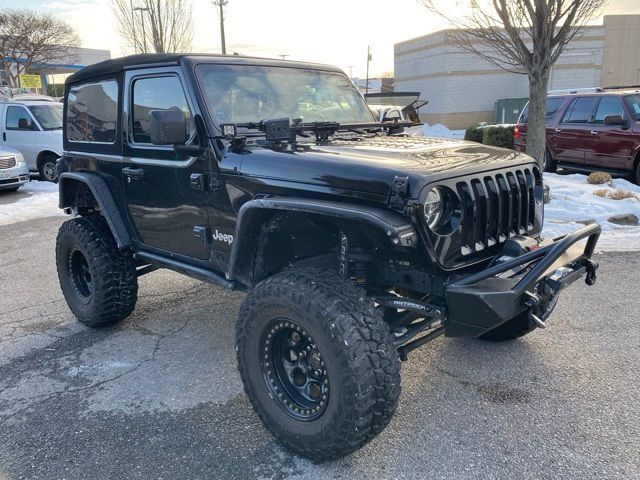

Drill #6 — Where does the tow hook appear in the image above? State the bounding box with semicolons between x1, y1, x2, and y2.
523;291;546;329
585;259;598;286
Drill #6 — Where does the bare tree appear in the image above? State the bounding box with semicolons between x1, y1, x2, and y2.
0;9;80;88
419;0;607;166
112;0;194;54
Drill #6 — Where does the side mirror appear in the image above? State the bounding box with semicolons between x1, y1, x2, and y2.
18;117;31;130
148;108;187;145
603;114;628;128
383;109;402;122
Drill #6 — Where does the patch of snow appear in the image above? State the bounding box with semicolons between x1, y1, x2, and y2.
0;180;63;226
542;172;640;251
422;123;465;140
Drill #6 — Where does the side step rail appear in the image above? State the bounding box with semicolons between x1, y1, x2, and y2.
133;251;240;290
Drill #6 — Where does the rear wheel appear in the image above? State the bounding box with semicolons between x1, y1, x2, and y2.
38;154;58;182
56;215;138;327
236;268;401;461
543;148;557;173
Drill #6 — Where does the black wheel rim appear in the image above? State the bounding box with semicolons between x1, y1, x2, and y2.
43;161;57;181
260;319;329;422
69;248;92;301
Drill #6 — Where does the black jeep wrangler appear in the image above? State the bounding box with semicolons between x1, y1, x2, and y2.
55;54;601;461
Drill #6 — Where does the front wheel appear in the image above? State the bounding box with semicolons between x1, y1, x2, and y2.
236;269;401;461
56;215;138;327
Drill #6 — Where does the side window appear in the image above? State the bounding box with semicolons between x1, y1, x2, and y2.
131;75;194;145
560;97;597;124
545;97;565;125
67;80;119;143
519;97;565;125
6;106;35;131
592;97;626;124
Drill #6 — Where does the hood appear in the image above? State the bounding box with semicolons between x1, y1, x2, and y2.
234;135;536;199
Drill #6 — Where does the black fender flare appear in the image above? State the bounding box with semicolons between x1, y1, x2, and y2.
58;172;132;249
227;197;418;284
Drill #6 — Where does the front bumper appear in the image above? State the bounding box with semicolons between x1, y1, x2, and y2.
444;223;601;338
0;164;30;190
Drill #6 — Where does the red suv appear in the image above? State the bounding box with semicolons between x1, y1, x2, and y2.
514;87;640;183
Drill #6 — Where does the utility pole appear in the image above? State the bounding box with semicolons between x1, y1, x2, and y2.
347;65;354;79
213;0;228;55
130;0;138;53
133;7;149;53
365;46;371;94
279;54;289;60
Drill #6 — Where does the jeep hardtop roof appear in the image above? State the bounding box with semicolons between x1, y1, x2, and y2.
67;53;343;85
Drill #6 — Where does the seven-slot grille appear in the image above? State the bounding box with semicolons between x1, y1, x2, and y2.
455;167;540;255
0;157;16;169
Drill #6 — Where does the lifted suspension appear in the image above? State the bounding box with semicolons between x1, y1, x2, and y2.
375;295;447;361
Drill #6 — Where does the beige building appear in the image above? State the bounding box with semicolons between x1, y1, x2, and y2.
394;15;640;129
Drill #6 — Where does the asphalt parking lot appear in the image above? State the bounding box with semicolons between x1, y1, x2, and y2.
1;216;638;480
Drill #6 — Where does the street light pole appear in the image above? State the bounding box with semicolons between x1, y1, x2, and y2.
133;7;150;53
213;0;228;55
365;46;371;94
130;0;138;53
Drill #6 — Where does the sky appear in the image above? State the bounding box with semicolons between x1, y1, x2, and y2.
3;0;640;78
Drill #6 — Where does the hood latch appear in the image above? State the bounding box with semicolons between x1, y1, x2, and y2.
389;175;409;211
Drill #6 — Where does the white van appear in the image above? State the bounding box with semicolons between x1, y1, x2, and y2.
0;96;63;181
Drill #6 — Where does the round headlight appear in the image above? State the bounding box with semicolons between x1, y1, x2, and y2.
422;186;462;235
423;188;442;229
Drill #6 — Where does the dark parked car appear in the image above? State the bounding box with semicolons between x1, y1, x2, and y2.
514;87;640;182
55;54;601;461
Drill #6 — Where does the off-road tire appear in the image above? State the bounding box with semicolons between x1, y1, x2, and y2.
236;268;401;461
543;148;557;173
38;154;58;182
478;311;537;342
56;215;138;327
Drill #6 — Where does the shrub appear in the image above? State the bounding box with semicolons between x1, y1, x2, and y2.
593;189;639;201
464;125;484;143
587;172;612;185
482;125;515;149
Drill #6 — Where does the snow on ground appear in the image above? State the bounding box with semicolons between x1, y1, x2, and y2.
422;123;465;139
542;172;640;251
0;180;63;226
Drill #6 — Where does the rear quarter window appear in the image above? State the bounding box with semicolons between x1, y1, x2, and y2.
519;96;565;125
66;80;119;143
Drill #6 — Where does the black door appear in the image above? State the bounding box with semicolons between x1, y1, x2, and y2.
122;70;210;260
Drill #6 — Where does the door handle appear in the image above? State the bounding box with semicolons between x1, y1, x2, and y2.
122;167;144;180
2;132;5;141
590;130;599;135
555;129;562;133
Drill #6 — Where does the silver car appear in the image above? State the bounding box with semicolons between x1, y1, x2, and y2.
0;146;29;192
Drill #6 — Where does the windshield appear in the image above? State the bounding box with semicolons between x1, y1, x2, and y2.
624;94;640;120
28;104;63;130
195;64;375;127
